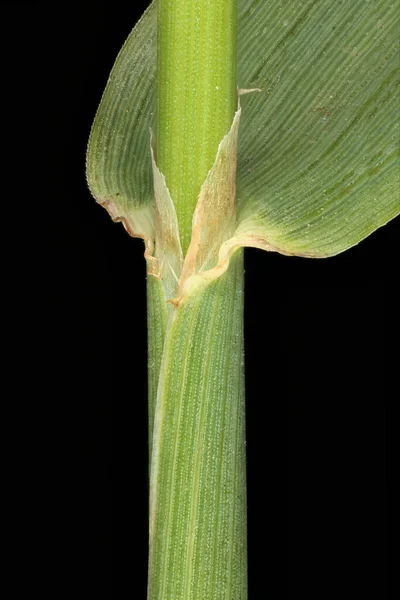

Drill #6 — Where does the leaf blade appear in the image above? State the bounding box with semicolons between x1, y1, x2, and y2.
86;3;156;213
236;0;400;256
86;0;400;258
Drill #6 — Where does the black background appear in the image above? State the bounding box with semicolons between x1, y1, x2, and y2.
11;1;393;597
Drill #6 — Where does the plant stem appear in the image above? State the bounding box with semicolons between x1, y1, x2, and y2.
157;0;237;254
147;1;246;597
148;251;247;599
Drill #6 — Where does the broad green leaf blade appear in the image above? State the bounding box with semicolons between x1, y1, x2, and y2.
236;0;400;256
86;3;156;226
86;1;399;258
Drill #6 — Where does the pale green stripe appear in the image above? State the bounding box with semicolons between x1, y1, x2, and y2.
146;274;168;463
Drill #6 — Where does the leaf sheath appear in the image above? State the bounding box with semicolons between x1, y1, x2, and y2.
148;251;247;600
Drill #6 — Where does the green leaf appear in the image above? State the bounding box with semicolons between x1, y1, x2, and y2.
86;3;156;238
86;0;399;259
236;0;400;256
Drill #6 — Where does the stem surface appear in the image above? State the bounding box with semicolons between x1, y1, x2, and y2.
157;0;237;253
147;1;246;597
148;251;247;599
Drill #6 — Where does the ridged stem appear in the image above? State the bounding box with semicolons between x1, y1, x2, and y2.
147;1;245;597
148;251;247;599
157;0;237;254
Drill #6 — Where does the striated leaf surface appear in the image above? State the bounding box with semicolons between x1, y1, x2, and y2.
236;0;400;256
86;1;399;259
